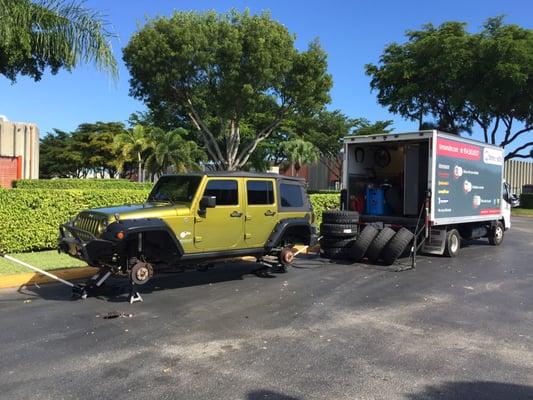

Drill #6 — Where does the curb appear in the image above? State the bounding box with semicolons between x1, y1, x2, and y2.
0;245;321;290
0;267;98;289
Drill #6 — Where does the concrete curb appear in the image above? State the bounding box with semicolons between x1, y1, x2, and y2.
0;267;98;289
0;245;321;290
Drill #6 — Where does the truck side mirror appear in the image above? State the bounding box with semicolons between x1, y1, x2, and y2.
199;196;216;215
510;194;520;208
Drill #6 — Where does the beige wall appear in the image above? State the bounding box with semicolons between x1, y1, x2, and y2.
504;159;533;195
0;120;39;179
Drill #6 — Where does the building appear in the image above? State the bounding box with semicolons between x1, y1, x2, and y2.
0;116;39;188
504;159;533;195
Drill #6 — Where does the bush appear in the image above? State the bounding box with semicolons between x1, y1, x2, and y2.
0;188;150;253
0;190;341;254
519;193;533;209
307;190;340;195
309;193;340;226
12;179;153;190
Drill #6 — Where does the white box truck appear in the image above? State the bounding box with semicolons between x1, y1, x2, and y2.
340;130;518;264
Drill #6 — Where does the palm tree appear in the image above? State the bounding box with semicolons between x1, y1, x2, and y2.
145;128;206;177
281;139;320;176
114;125;151;182
0;0;117;81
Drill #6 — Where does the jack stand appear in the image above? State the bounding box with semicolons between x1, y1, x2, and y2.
128;282;143;304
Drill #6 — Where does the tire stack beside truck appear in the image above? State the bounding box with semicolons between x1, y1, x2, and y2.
319;211;415;266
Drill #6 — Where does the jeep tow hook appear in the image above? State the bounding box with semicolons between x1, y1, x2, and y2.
0;252;88;299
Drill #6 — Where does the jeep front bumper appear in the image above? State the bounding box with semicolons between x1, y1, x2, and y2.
59;224;118;267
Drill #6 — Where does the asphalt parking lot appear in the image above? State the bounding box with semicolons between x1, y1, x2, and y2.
0;217;532;400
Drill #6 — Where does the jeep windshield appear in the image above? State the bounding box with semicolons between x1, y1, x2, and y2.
148;175;202;204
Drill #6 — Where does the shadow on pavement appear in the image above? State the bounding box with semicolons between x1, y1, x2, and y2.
14;261;283;303
407;381;533;400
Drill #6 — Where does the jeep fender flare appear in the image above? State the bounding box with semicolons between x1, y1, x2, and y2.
105;218;184;257
265;218;316;250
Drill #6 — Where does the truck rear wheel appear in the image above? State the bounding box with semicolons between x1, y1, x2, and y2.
444;229;460;257
366;227;396;263
382;228;414;266
349;225;379;261
488;221;504;246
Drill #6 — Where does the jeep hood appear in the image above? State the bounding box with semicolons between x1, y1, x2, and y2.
87;202;191;220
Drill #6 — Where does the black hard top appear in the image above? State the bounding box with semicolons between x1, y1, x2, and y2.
162;171;305;181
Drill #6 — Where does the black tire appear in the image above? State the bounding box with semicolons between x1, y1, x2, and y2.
382;228;414;266
488;221;504;246
321;247;351;260
349;225;379;260
320;223;358;238
366;227;396;262
444;229;460;257
322;210;360;225
320;237;356;249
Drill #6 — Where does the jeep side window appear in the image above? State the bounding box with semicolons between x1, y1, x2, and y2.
280;182;304;207
204;180;238;205
247;180;274;205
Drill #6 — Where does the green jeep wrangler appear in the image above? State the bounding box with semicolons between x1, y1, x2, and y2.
59;172;317;297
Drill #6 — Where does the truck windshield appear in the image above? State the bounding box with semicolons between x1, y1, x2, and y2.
148;176;202;204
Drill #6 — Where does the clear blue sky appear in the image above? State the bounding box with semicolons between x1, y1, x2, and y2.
1;0;531;154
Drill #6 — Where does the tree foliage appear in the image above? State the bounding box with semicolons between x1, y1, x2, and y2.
280;139;320;176
0;0;117;82
366;17;533;160
123;10;332;170
40;122;126;178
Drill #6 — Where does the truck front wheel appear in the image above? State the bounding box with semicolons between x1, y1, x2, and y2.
444;229;460;257
488;221;504;246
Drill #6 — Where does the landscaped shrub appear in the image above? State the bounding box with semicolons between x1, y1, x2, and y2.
309;193;340;226
12;178;153;190
519;193;533;209
0;189;341;253
0;188;150;253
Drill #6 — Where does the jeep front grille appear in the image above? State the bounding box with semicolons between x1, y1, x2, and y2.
74;214;105;238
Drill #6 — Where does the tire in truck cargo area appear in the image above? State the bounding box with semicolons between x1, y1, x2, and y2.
382;227;414;266
349;225;379;261
366;227;396;262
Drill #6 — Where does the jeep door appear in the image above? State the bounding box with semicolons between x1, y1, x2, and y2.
243;179;278;247
194;178;244;251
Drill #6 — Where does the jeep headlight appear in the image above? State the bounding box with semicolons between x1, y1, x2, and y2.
97;220;108;235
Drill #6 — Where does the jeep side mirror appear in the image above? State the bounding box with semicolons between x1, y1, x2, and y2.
199;196;216;215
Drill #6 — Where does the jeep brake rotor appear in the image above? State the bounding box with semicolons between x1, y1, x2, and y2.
279;248;295;266
129;262;153;285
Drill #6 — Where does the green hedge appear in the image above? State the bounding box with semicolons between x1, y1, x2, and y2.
519;193;533;209
12;179;153;190
0;189;150;253
309;193;340;226
0;190;339;253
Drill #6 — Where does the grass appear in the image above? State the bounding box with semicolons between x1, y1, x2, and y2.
512;208;533;217
0;250;86;276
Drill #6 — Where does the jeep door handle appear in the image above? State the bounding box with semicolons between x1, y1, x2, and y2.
264;210;276;216
230;211;243;218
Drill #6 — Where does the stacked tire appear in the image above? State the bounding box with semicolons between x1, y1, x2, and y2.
349;226;414;266
319;211;359;260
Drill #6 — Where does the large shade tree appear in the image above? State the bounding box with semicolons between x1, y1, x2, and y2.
366;17;533;160
0;0;117;81
123;10;332;170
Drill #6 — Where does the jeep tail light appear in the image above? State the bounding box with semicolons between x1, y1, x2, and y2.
116;231;125;240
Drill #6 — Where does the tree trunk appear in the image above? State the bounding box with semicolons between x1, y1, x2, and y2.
137;152;142;183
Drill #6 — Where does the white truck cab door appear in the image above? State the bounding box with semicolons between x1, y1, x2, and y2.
501;182;512;229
